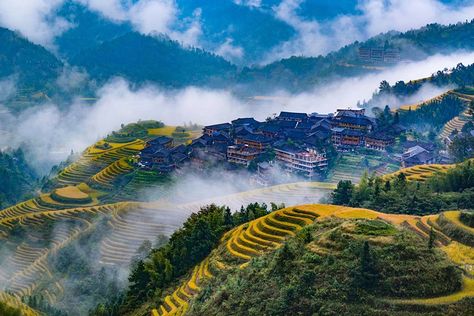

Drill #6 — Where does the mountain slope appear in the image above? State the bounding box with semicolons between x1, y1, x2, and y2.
0;27;63;95
71;32;237;88
147;205;473;316
55;2;131;60
237;20;474;93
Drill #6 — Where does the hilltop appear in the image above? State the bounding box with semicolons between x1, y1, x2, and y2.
70;32;236;89
116;204;474;316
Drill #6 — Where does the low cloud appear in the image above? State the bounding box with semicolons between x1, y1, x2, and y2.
79;0;202;47
215;38;245;62
264;0;474;62
0;0;71;47
0;50;472;173
0;77;16;102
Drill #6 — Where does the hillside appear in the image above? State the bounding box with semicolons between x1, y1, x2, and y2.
129;205;474;316
71;32;237;88
0;28;63;108
237;20;474;93
0;116;473;315
0;149;38;209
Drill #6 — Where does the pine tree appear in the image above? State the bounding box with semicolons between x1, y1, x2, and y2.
223;207;233;228
428;227;436;249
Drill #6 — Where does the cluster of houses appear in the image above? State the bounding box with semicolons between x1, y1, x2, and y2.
136;107;461;183
136;108;420;180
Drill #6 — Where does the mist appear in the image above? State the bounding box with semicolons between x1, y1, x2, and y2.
0;50;473;173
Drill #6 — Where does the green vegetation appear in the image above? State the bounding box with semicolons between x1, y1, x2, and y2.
188;217;465;316
460;211;474;228
0;149;38;209
71;32;236;89
239;21;474;93
332;160;474;214
43;215;123;315
92;203;272;315
0;27;62;104
398;94;466;131
0;302;21;316
104;120;164;143
372;63;474;105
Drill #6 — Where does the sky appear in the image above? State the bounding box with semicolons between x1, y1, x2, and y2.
0;0;473;62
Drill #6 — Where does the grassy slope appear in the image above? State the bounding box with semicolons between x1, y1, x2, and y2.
140;205;474;316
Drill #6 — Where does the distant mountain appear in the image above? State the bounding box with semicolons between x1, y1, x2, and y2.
55;2;131;60
237;20;474;93
0;27;63;94
71;32;237;88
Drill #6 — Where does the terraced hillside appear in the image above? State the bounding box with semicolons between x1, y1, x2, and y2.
152;205;474;316
101;182;336;266
0;202;136;299
327;153;399;183
0;179;336;313
382;163;454;182
0;292;39;316
398;91;450;111
56;139;145;187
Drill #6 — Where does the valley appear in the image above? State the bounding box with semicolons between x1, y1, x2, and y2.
1;3;474;315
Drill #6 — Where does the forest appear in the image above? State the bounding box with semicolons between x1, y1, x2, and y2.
331;159;474;215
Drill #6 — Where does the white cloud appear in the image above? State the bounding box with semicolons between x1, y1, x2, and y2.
265;0;474;62
128;0;177;35
79;0;202;46
361;0;474;37
0;77;16;102
0;0;70;46
1;50;472;172
234;0;262;8
216;38;244;62
76;0;128;21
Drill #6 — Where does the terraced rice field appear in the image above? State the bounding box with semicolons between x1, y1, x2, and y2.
398;92;449;111
99;204;185;266
327;153;394;183
56;139;145;186
439;91;474;139
439;109;472;139
0;202;134;300
91;158;134;189
0;292;39;316
382;163;453;182
152;206;474;315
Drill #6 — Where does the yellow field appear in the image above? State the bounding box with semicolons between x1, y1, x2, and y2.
88;139;145;154
443;211;474;234
382;163;453;182
148;126;176;136
152;205;474;315
442;241;474;276
0;292;39;316
53;186;90;200
398;92;449;111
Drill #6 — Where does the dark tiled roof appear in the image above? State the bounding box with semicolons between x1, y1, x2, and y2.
333;115;373;127
237;133;273;143
285;129;307;140
148;136;172;146
295;121;314;130
274;143;303;154
278;111;308;119
204;123;232;130
402;141;435;152
366;132;395;141
232;117;260;126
